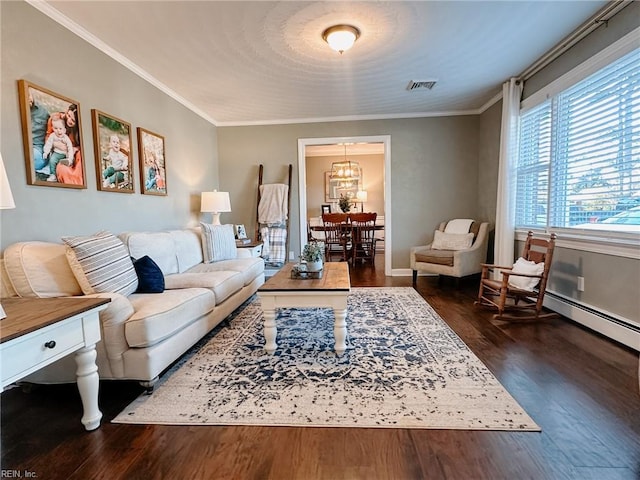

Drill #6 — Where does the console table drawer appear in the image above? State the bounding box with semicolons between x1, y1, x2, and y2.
1;318;84;383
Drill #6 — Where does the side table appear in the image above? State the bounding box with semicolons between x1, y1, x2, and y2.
0;297;110;431
237;240;263;258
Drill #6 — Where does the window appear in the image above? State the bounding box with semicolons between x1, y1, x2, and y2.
515;48;640;234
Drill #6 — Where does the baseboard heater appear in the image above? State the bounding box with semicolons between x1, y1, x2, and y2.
544;290;639;352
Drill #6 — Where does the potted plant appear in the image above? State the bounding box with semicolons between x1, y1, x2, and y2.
338;193;352;213
301;241;324;272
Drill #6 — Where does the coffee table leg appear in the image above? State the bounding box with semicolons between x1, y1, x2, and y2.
333;308;347;355
263;307;278;354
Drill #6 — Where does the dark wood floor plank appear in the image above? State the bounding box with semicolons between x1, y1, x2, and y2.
2;257;639;479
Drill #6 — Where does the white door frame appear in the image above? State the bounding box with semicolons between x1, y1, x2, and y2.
297;135;392;276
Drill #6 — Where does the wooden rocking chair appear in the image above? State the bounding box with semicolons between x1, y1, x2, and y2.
475;231;558;321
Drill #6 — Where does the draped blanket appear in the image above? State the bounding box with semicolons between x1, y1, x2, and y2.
258;184;289;266
258;184;288;225
260;225;287;266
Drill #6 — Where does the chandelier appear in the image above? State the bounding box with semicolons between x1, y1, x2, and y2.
330;144;361;188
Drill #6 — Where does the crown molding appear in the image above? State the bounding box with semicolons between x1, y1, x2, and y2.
25;0;218;126
27;0;491;128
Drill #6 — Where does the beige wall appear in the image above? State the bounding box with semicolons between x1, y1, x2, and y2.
477;99;503;263
218;116;481;268
0;2;219;249
523;2;640;100
305;153;385;218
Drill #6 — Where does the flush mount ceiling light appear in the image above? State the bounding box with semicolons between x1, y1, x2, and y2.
322;24;360;54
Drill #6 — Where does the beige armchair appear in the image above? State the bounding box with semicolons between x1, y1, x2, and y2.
411;220;490;284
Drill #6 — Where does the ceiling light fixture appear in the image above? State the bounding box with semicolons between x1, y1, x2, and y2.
322;24;360;54
330;144;361;189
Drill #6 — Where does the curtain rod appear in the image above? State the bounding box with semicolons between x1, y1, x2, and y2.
519;0;632;81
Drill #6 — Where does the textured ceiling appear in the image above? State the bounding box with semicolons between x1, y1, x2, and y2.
42;1;609;126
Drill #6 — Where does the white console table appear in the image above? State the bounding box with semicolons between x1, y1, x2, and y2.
0;297;110;431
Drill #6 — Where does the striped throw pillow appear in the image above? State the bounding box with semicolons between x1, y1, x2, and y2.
62;231;138;296
200;223;237;262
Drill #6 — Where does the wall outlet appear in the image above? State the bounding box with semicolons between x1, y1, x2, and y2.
289;251;295;260
577;276;585;292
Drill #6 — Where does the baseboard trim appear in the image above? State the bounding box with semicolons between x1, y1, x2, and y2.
544;291;640;351
392;268;437;277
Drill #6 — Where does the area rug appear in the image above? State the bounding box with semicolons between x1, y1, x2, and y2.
113;287;539;430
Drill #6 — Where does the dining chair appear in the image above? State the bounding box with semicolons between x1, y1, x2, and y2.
322;213;350;261
350;212;377;264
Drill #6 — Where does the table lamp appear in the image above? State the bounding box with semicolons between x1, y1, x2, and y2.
356;190;368;212
0;153;16;320
200;190;231;225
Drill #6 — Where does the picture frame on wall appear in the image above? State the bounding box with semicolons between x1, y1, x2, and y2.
324;171;359;203
17;79;86;189
137;127;167;196
92;110;134;193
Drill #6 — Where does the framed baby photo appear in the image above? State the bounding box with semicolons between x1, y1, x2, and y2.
17;79;87;189
92;109;134;193
138;127;167;196
235;224;247;239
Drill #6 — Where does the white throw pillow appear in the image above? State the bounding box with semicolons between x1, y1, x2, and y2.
62;231;138;296
200;223;237;262
431;230;474;250
508;257;545;291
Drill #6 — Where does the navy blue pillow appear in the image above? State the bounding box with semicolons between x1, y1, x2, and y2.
132;255;165;293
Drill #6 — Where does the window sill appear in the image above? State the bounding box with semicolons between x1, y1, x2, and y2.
515;228;640;259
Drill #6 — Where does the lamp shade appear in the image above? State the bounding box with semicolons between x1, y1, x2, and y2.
0;153;15;210
201;190;231;225
201;190;231;213
356;190;368;202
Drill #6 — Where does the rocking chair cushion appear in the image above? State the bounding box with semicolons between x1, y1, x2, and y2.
509;257;545;291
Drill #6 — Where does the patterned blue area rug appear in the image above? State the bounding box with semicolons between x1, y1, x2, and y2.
114;287;539;430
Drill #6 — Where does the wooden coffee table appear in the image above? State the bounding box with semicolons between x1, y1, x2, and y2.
257;262;351;355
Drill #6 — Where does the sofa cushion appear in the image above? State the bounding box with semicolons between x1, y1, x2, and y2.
187;257;264;287
133;255;165;293
200;223;237;262
414;248;455;266
3;242;82;297
126;288;216;348
62;232;138;296
431;230;474;251
120;231;179;275
169;229;203;272
164;270;244;304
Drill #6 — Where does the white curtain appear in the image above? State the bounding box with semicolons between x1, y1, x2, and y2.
494;78;523;277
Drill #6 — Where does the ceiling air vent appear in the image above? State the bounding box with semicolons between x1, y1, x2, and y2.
406;80;437;91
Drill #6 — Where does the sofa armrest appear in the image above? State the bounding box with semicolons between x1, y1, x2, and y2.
83;292;134;377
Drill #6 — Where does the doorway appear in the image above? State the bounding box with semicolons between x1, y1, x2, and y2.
297;135;391;276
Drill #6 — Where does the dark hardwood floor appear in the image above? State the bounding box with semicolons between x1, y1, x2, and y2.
2;255;639;479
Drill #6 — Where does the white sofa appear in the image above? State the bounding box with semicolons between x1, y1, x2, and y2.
1;228;264;390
